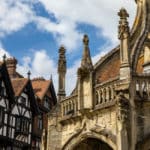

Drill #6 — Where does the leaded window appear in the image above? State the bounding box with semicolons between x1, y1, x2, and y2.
44;96;50;109
15;116;30;135
37;115;43;130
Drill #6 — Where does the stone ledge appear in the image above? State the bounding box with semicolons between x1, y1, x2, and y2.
59;113;82;125
94;100;116;111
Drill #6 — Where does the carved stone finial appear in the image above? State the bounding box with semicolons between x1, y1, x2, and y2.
27;70;31;79
118;8;129;19
116;91;129;123
118;8;130;40
83;34;89;46
59;45;66;54
81;34;93;71
3;54;6;63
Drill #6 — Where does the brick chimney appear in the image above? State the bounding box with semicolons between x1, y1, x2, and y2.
6;57;17;78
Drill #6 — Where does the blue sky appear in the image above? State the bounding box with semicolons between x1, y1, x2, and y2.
0;0;136;95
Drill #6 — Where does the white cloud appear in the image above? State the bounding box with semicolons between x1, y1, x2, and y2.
0;0;34;37
17;50;57;78
37;0;136;49
17;49;58;91
17;56;31;78
66;60;80;94
0;43;11;60
34;16;82;51
0;0;136;50
31;50;56;77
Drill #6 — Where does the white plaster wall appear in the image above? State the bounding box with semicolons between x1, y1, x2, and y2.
12;105;19;115
0;99;6;107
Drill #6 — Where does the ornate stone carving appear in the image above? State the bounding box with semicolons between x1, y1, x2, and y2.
58;46;66;73
81;34;93;70
118;8;130;40
116;91;129;123
58;46;67;101
77;67;89;78
83;34;89;46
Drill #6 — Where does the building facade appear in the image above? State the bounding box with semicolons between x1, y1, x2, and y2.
32;77;57;150
47;0;150;150
0;58;40;150
0;62;15;149
0;57;57;149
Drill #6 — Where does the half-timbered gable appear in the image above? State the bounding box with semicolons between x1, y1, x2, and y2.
10;78;39;149
32;77;57;150
0;62;14;149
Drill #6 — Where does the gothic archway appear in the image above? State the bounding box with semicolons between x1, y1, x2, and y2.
73;138;113;150
62;131;116;150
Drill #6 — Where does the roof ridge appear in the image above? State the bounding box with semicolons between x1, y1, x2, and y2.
32;77;46;81
94;46;119;69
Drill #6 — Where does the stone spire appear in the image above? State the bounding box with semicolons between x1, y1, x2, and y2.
81;34;93;70
57;46;66;101
77;35;93;111
118;8;131;80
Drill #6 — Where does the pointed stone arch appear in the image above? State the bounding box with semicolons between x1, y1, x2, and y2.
73;138;113;150
131;0;150;72
62;131;116;150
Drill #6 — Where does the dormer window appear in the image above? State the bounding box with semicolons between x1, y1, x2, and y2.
44;96;50;109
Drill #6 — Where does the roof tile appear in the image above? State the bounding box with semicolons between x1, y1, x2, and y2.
96;51;120;83
11;78;28;96
32;78;51;100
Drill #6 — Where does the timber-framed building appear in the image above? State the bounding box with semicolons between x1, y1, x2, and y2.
0;57;57;150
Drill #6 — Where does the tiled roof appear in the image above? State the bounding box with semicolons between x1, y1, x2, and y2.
96;50;120;83
31;78;51;100
11;78;29;96
96;50;144;83
94;46;119;69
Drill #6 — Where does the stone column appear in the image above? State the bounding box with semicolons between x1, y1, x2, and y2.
118;8;131;80
116;91;129;150
58;46;67;101
77;34;94;110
